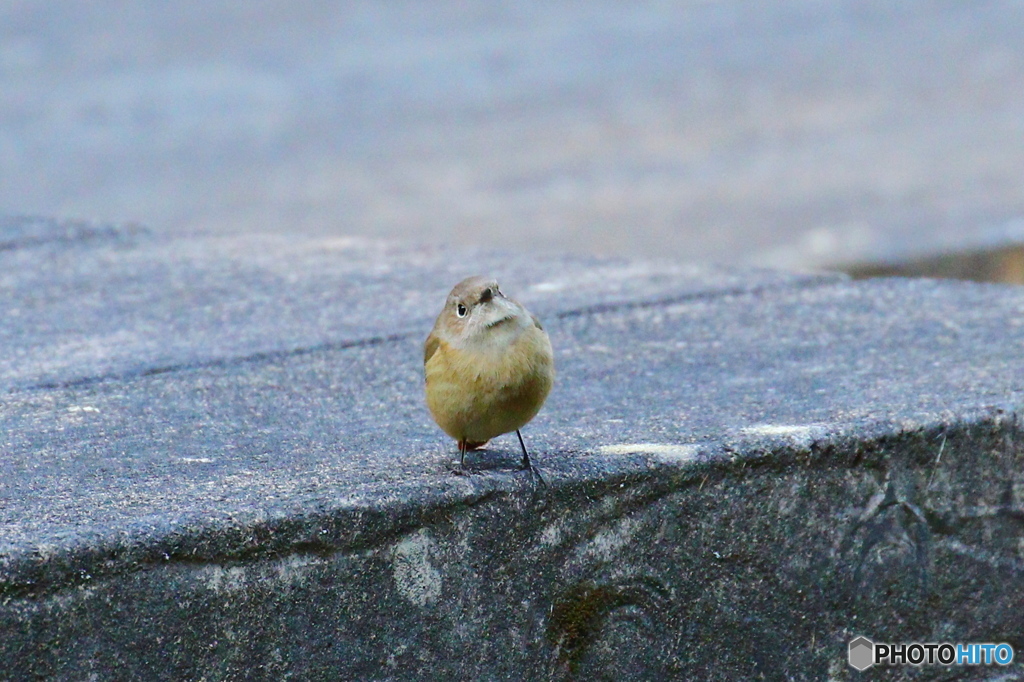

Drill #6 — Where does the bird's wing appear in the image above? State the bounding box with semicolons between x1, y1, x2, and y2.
424;332;440;366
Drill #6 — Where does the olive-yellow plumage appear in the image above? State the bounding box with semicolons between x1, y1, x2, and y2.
424;276;554;470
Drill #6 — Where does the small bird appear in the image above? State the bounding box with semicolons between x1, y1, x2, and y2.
424;276;555;475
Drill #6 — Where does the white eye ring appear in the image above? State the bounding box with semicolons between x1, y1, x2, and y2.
456;303;468;317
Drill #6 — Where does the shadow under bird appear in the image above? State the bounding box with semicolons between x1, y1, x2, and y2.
424;276;555;476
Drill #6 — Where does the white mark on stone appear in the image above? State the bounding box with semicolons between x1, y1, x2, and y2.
529;280;566;293
275;554;319;585
392;530;442;607
177;457;215;464
598;443;701;463
67;405;100;413
539;523;563;547
585;516;638;563
740;424;823;447
205;566;246;593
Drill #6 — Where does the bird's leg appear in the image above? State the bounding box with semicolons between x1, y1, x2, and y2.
445;439;470;476
516;429;547;487
515;430;531;469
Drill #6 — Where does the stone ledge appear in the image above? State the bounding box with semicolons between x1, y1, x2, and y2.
2;216;1022;678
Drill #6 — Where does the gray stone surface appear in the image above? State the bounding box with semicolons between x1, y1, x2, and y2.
2;215;1024;678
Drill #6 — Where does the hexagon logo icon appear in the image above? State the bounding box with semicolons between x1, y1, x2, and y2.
849;636;875;671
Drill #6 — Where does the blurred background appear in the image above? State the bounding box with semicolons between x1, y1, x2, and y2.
2;0;1024;279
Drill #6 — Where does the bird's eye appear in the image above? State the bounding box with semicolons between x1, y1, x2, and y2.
456;303;468;317
479;287;493;303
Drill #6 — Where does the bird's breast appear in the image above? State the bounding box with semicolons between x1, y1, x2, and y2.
424;323;554;439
